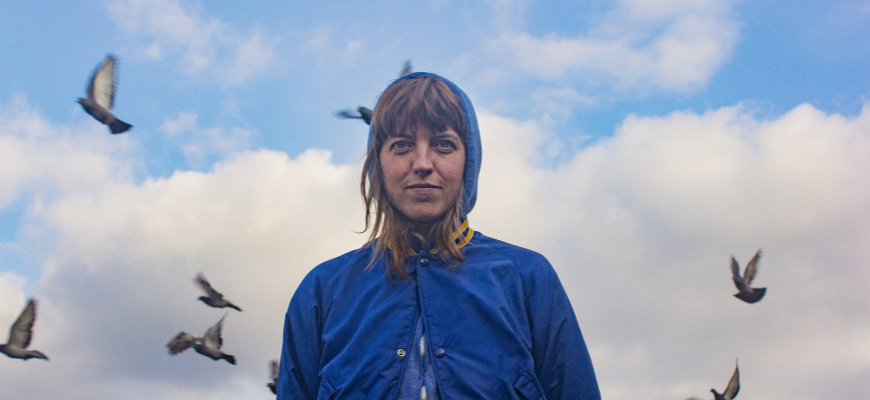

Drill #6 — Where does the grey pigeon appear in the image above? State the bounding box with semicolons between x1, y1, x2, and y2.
166;314;236;364
267;359;279;394
0;299;49;361
711;360;740;400
335;60;412;126
731;249;766;304
195;273;242;311
335;106;372;125
77;54;132;134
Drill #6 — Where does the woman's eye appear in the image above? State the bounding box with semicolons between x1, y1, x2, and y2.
391;140;412;150
434;140;456;150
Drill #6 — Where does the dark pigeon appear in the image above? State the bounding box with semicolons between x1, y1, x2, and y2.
711;360;740;400
731;249;767;304
195;273;242;311
267;359;279;394
0;299;49;361
166;314;236;365
77;54;132;134
335;60;412;126
335;106;372;125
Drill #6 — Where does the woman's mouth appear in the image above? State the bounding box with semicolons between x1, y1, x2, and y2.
407;183;440;195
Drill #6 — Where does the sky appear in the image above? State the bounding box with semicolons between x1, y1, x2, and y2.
1;0;869;399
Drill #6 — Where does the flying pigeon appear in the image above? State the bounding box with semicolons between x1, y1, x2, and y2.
77;54;132;134
194;273;242;311
166;314;236;365
0;299;49;361
335;60;412;126
335;106;372;125
267;359;279;394
711;360;740;400
731;249;767;304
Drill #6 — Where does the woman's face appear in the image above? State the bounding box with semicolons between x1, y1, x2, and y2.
380;124;465;229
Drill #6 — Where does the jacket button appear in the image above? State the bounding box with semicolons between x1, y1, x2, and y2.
419;257;430;267
397;348;406;357
434;347;446;358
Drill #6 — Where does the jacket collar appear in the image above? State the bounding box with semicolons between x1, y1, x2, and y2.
408;219;474;255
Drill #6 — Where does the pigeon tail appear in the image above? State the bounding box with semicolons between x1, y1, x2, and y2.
734;287;766;304
109;119;132;134
228;303;242;312
223;354;237;365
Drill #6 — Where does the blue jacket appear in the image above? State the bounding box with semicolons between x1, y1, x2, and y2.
278;227;601;399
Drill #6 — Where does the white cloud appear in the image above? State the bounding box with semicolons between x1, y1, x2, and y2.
0;95;136;211
2;99;363;397
158;111;254;170
482;0;740;93
297;26;366;73
2;96;869;399
474;101;870;399
0;272;26;325
158;111;198;136
107;0;279;85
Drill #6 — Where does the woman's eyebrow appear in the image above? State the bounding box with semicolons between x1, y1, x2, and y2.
432;131;460;140
388;132;414;139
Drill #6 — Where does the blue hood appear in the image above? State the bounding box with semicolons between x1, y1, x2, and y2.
369;72;482;218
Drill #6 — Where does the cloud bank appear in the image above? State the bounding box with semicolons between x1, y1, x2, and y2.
107;0;279;85
2;94;869;399
481;0;741;94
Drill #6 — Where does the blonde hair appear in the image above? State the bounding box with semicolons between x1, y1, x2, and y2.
360;74;467;278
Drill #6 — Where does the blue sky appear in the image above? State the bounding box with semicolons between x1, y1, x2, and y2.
4;0;867;166
2;1;869;399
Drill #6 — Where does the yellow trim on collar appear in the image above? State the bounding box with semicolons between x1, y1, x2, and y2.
406;219;474;255
452;219;474;249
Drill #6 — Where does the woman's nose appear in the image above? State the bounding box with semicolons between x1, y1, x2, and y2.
411;146;434;174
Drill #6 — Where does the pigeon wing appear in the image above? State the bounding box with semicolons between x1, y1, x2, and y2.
400;59;412;77
268;359;279;394
358;107;372;125
730;256;747;291
203;315;226;349
194;273;221;298
87;55;117;110
723;362;740;399
270;359;279;380
742;249;762;286
167;332;197;354
7;299;37;348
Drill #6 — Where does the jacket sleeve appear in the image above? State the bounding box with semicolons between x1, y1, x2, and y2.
525;259;601;400
278;272;324;400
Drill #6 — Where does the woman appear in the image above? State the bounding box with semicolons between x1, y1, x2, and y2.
279;72;600;399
